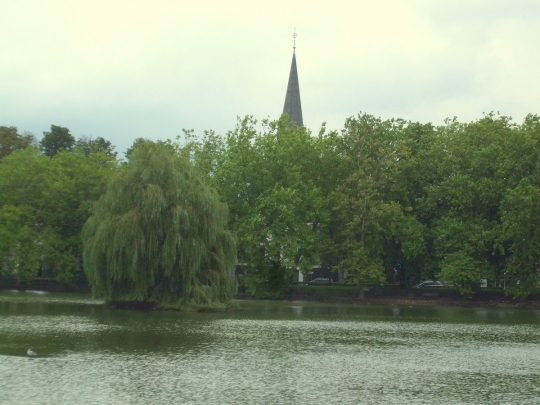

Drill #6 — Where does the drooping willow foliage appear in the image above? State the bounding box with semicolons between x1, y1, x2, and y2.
82;141;237;305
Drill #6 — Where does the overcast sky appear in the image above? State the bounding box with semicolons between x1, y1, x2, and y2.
2;0;539;156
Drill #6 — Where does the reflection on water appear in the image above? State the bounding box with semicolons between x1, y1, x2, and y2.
1;292;540;404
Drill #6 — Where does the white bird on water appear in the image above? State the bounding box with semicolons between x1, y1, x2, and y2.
27;349;37;357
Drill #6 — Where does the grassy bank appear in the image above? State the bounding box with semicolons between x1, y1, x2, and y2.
4;276;540;310
107;300;238;312
0;276;90;293
237;284;540;309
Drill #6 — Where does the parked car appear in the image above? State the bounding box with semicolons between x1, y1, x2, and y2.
415;280;443;288
309;278;331;284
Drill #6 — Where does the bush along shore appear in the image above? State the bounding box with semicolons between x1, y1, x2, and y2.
4;277;537;310
0;276;238;312
237;284;540;309
106;300;238;312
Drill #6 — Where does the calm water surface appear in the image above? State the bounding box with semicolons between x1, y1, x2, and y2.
1;290;540;404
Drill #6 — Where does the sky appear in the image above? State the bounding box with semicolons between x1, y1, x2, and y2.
2;0;540;156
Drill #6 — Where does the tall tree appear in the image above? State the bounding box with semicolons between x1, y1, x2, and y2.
177;116;328;297
75;135;117;158
333;114;418;297
0;126;35;160
0;147;117;284
40;125;75;157
82;141;237;306
0;205;42;283
418;114;517;294
496;114;540;297
125;137;175;161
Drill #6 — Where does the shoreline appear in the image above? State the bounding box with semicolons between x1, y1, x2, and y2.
3;277;540;311
236;292;540;310
326;296;540;310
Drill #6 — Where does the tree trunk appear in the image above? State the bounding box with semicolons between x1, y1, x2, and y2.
359;282;365;300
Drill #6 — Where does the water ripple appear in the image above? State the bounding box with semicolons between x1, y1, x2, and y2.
2;298;540;404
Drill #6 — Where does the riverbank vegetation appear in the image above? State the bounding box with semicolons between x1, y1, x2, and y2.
2;112;540;302
0;126;117;285
82;141;237;307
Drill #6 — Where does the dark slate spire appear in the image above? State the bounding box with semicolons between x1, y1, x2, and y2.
283;31;303;126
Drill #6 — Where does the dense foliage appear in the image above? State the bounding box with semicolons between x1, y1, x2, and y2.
40;125;76;157
0;145;117;283
2;112;540;301
180;113;540;298
0;126;35;159
178;116;331;297
82;141;237;305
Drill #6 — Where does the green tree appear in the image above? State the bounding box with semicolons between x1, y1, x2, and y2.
417;114;519;294
495;115;540;297
0;205;42;283
82;141;237;306
0;147;117;284
224;117;325;296
124;137;149;160
75;135;117;158
499;180;540;298
0;126;35;160
334;114;416;297
40;125;75;157
125;137;175;161
177;116;329;297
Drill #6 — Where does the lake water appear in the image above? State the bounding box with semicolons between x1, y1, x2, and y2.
1;291;540;404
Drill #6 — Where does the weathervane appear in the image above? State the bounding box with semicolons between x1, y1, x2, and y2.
292;28;298;50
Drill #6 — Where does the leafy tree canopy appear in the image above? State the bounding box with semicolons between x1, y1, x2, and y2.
0;146;118;284
0;126;35;160
179;115;327;297
40;125;75;157
75;135;117;158
4;112;540;300
82;141;237;306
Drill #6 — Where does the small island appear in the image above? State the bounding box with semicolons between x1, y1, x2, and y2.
82;140;237;311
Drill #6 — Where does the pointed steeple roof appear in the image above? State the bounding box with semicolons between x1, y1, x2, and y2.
283;49;303;126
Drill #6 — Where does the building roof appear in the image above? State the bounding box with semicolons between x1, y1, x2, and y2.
282;51;303;126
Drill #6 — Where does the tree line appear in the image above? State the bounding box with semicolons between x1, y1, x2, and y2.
1;112;540;300
0;125;118;285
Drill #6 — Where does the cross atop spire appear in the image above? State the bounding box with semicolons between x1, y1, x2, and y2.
292;28;297;51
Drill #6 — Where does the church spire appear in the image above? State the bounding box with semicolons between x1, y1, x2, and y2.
282;29;303;126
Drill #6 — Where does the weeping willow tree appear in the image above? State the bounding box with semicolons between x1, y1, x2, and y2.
82;141;237;307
